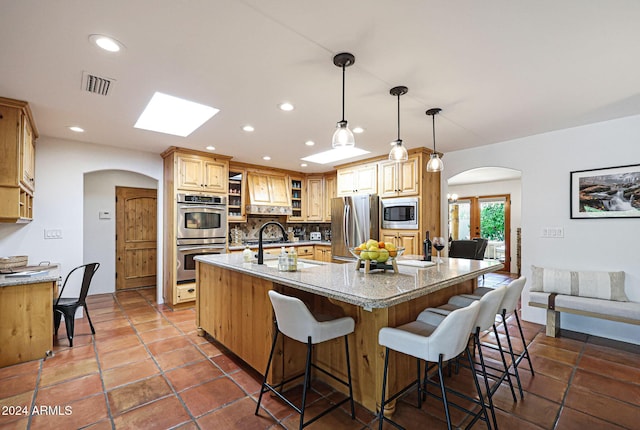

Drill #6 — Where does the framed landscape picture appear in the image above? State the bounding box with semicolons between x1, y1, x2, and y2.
570;164;640;219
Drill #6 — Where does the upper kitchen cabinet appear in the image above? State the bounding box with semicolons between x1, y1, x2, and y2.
289;176;305;221
0;97;38;223
246;171;292;215
336;162;377;196
176;153;228;193
323;173;336;221
378;155;419;197
228;166;246;222
305;175;323;221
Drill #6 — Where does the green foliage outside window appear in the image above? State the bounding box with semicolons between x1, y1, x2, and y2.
480;203;505;241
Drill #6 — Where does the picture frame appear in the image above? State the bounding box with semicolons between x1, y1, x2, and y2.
570;164;640;219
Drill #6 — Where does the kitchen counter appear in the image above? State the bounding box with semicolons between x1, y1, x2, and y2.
0;265;60;367
227;240;331;252
195;254;503;413
195;253;502;310
0;266;60;287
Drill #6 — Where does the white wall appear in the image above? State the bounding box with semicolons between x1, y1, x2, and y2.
443;114;640;344
84;170;158;295
448;178;522;273
0;138;164;302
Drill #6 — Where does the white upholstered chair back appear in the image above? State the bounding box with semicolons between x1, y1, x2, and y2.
501;277;527;314
268;290;354;344
474;285;507;331
422;300;480;361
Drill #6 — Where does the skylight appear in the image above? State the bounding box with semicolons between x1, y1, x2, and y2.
134;92;219;137
301;147;370;165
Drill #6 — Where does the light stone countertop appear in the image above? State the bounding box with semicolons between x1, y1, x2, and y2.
0;265;60;288
227;240;331;252
195;253;503;310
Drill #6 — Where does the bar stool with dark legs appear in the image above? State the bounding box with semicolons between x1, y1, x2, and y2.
456;276;533;398
378;300;491;430
419;285;509;429
255;290;356;430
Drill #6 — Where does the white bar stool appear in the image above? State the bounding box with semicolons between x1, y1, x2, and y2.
378;300;491;430
255;290;356;429
458;276;533;399
420;285;509;429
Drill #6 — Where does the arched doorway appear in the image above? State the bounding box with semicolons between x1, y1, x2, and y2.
83;170;158;294
447;167;522;274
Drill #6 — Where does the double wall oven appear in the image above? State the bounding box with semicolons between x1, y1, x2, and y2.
176;193;227;283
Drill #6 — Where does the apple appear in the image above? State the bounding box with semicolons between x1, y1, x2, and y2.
376;249;389;263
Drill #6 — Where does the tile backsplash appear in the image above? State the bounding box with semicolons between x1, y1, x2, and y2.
229;216;330;243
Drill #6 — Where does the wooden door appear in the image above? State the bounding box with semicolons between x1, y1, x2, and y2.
448;194;511;271
116;186;157;290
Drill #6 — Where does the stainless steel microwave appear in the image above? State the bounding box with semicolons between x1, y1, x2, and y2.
381;197;419;229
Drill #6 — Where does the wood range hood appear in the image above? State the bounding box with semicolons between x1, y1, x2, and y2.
245;172;293;215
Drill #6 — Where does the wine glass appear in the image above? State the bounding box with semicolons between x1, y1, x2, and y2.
433;237;445;263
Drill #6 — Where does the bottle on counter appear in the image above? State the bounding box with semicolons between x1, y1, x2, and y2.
242;245;253;262
423;231;432;261
278;247;288;271
288;247;298;271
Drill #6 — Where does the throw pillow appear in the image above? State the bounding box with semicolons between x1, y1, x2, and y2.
530;266;627;302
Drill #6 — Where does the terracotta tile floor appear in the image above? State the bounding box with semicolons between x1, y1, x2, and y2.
1;274;639;429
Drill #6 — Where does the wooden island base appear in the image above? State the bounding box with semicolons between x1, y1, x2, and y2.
196;262;476;414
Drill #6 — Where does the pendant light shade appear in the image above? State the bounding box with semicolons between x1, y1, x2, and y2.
388;86;409;162
426;108;444;172
332;53;356;149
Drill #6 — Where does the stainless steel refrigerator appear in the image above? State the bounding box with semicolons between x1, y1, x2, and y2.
331;194;380;261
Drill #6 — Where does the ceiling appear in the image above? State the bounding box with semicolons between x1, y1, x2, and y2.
2;1;639;173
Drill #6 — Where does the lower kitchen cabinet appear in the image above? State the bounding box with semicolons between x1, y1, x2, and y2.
314;245;332;262
380;229;420;256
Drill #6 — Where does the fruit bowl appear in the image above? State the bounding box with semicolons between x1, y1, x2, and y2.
349;246;404;263
349;245;405;264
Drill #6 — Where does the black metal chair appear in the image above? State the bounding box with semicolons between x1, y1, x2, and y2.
54;262;100;346
473;238;489;260
448;240;479;259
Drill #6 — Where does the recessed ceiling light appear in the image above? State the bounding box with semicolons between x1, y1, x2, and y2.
278;102;294;111
300;163;308;167
353;127;364;134
242;125;254;132
134;92;219;137
301;147;370;165
206;146;215;151
69;126;84;133
263;156;271;161
89;34;124;52
304;140;315;146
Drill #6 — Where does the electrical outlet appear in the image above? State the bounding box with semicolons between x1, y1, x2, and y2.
44;229;62;239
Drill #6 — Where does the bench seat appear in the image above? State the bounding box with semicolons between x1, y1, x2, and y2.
529;292;640;337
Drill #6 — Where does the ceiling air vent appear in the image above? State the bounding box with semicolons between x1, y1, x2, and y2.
81;71;115;96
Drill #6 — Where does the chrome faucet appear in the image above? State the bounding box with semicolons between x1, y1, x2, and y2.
257;221;287;264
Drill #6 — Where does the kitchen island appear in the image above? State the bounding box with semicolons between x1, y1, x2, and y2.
195;254;503;413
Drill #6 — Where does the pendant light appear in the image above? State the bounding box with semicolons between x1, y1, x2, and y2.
426;108;444;172
332;52;356;149
388;86;409;162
